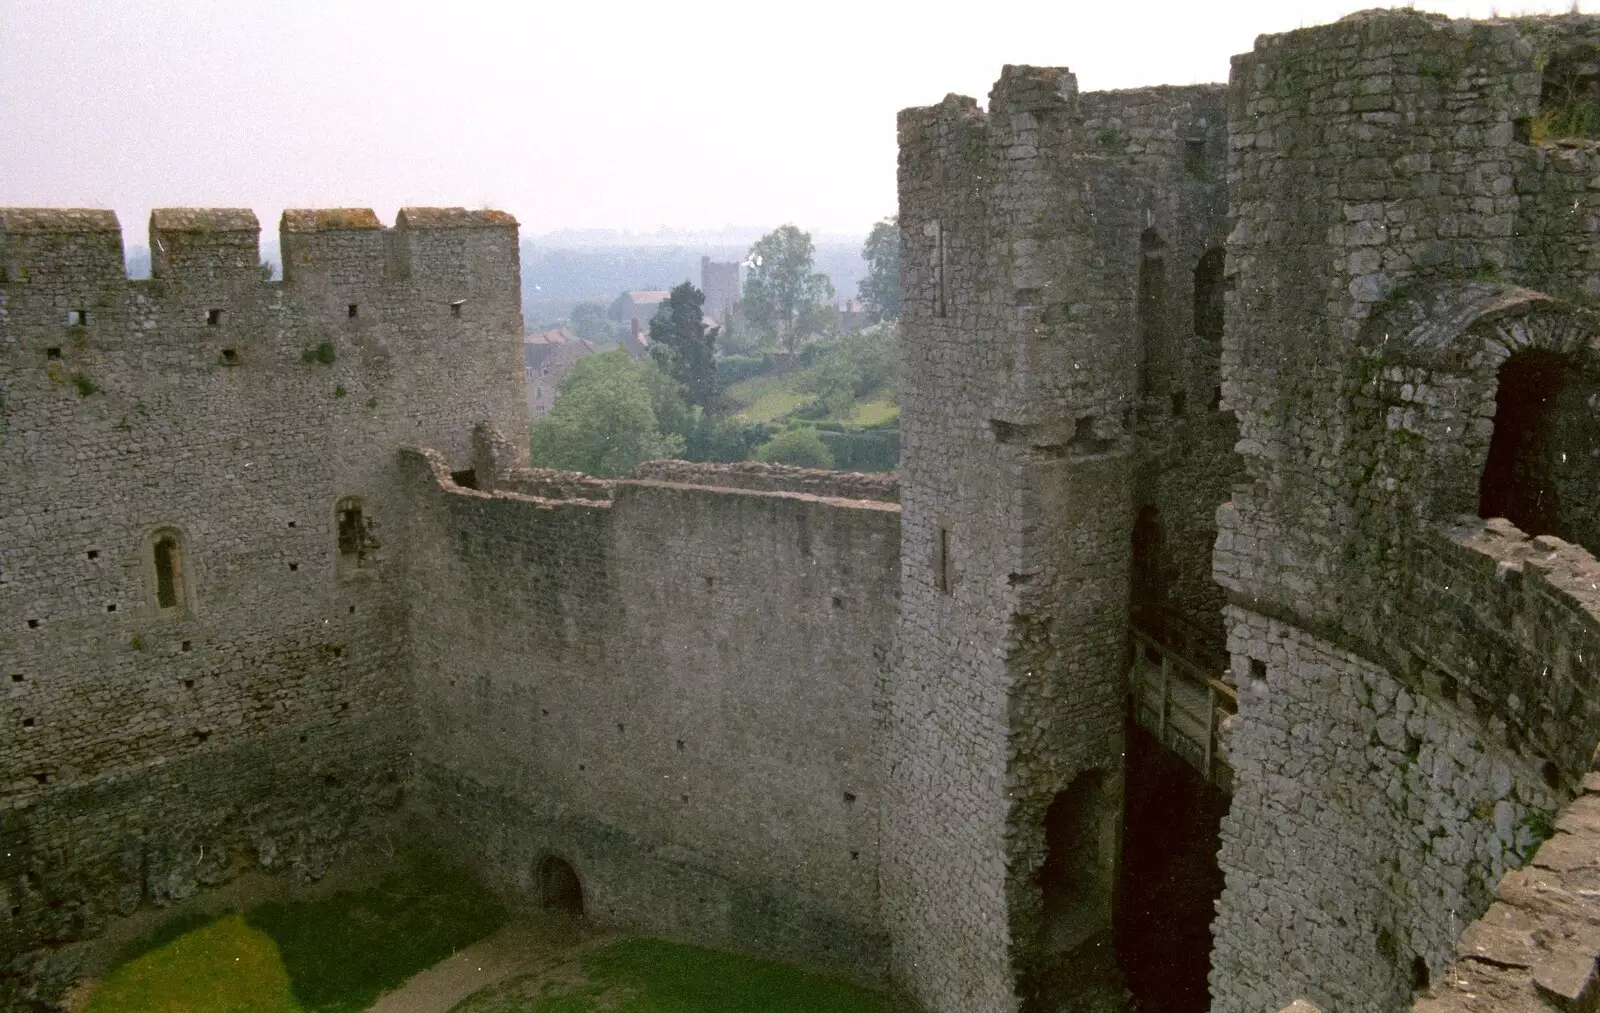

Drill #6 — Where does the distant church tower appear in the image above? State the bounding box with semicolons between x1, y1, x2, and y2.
700;255;740;325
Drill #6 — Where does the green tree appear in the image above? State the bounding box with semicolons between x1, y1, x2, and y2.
796;323;897;415
529;351;685;477
648;282;720;410
859;217;901;323
755;427;834;469
743;225;835;354
569;302;615;344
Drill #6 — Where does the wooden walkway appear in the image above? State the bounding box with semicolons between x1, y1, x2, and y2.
1128;628;1237;794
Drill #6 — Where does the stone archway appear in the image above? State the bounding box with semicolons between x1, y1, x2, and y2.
537;855;583;915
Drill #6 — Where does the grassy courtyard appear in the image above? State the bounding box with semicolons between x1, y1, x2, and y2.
83;856;896;1013
85;856;506;1013
451;937;897;1013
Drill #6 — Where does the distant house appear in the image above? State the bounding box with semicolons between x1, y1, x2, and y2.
608;290;671;326
838;299;868;332
524;327;596;418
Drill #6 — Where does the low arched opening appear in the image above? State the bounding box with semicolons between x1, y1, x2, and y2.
1478;348;1599;555
538;855;584;916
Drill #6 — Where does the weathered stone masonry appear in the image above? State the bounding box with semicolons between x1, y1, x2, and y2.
895;9;1600;1013
8;11;1600;1013
891;66;1235;1013
0;205;524;1006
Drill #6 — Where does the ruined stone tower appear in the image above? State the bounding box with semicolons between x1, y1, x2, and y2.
889;66;1234;1013
6;10;1600;1013
893;9;1600;1013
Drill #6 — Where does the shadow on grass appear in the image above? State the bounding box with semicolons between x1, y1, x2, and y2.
91;850;505;1013
528;938;894;1013
105;908;220;972
246;854;507;1013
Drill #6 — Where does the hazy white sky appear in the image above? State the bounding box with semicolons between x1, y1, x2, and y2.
0;0;1583;240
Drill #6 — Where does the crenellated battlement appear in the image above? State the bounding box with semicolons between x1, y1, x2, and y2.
0;205;519;293
0;205;524;369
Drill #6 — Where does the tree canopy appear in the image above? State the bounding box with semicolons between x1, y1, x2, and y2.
743;225;835;354
859;217;901;323
755;427;834;469
648;282;720;410
568;302;616;344
528;351;685;477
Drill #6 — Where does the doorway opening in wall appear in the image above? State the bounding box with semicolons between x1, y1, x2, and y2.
538;855;584;916
1021;770;1127;1012
1115;719;1228;1013
1131;505;1166;640
1478;349;1600;557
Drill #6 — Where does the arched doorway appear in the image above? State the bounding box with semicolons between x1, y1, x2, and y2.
1037;770;1115;958
1479;348;1599;555
538;855;583;915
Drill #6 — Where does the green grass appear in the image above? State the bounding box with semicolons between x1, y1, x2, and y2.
845;395;898;428
87;914;301;1013
726;374;809;422
86;854;507;1013
458;938;896;1013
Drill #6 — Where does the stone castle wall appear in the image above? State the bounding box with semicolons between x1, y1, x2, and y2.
399;452;900;980
892;67;1235;1012
0;206;525;1005
1213;11;1600;1012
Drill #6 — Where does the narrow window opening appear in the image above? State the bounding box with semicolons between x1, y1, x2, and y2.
66;310;86;326
843;791;857;803
27;619;39;629
181;640;191;652
1131;505;1166;637
1193;248;1226;344
105;603;116;612
1184;136;1208;177
1137;229;1168;399
1250;658;1267;681
86;550;99;560
924;219;948;318
539;856;585;915
337;497;374;563
22;718;35;731
221;348;238;364
347;303;359;319
10;674;23;683
206;309;223;326
1170;390;1187;416
933;525;953;594
450;468;478;490
153;533;183;610
288;562;299;572
45;347;61;359
450;300;464;318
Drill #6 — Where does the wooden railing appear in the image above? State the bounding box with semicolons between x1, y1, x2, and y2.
1128;628;1238;794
